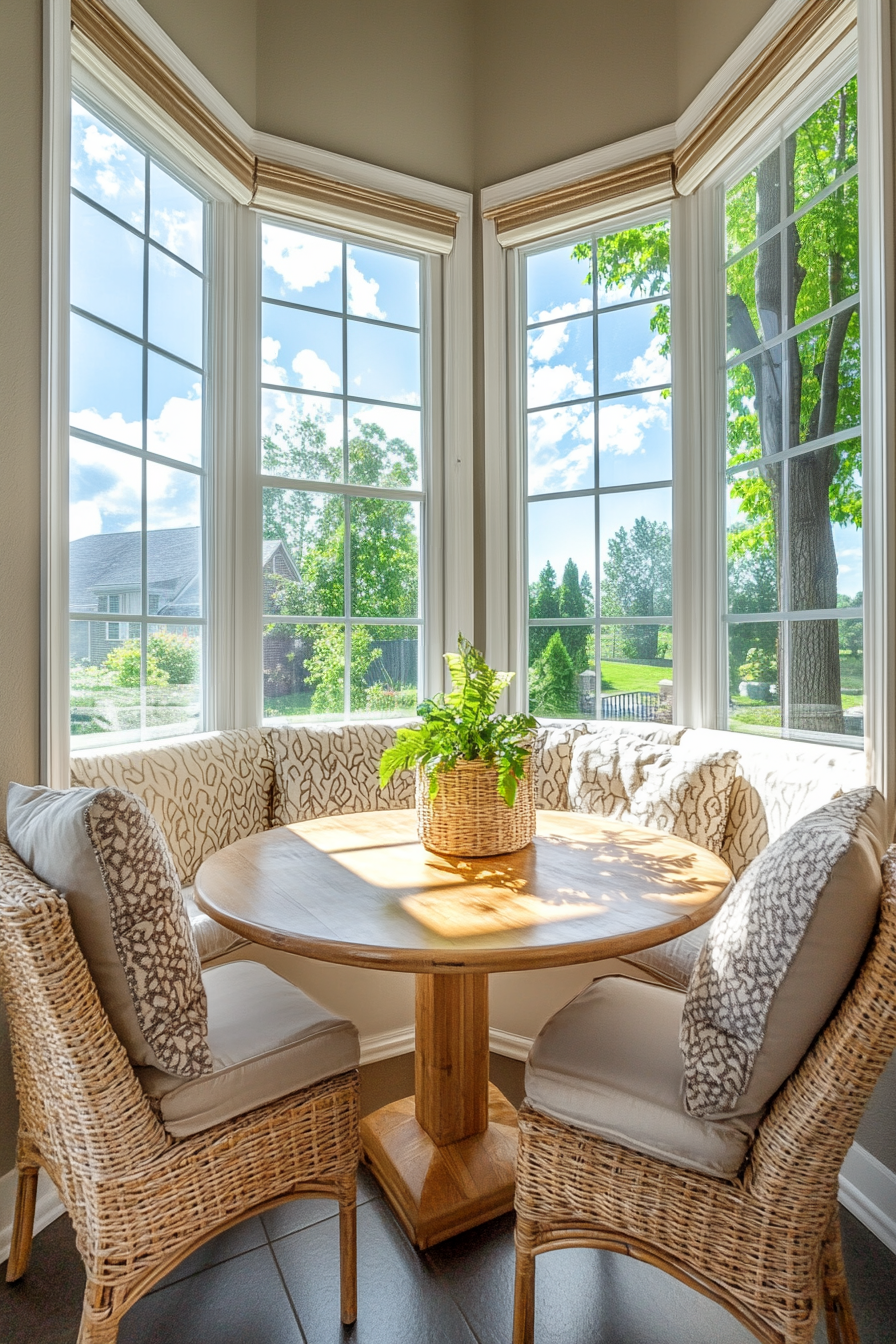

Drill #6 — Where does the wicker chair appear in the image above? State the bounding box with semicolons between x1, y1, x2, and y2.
0;841;360;1344
511;849;896;1344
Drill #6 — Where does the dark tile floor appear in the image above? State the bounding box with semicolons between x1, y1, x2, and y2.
2;1165;895;1344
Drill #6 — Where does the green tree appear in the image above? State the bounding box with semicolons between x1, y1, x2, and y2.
558;558;592;672
262;413;419;709
838;591;863;660
568;80;860;733
528;561;560;660
602;518;672;659
529;631;577;717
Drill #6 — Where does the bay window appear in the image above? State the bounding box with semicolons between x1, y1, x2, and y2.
68;95;207;750
259;222;425;722
522;219;672;722
723;76;862;744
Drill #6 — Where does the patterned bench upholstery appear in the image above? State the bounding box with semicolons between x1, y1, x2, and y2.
71;717;866;982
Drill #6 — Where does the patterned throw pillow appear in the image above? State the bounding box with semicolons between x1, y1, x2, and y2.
681;787;887;1119
7;783;212;1078
568;732;739;855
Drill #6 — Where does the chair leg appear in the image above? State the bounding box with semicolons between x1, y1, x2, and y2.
821;1213;860;1344
339;1191;357;1325
5;1165;39;1282
512;1220;537;1344
76;1283;121;1344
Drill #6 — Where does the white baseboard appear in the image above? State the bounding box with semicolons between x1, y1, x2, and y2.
358;1026;415;1066
488;1027;533;1061
838;1141;896;1256
0;1166;65;1266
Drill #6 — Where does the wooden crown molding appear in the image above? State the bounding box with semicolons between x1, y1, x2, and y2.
71;0;458;244
71;0;255;193
674;0;857;192
483;0;855;241
482;152;676;239
254;160;458;239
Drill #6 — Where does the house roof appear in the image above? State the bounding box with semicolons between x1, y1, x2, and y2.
70;528;298;616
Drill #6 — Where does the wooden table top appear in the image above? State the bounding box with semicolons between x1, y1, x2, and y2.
194;809;733;974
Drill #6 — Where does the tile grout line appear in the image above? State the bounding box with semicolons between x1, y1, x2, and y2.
261;1214;310;1344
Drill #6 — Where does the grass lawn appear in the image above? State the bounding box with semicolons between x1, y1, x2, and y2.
600;661;670;694
264;691;314;717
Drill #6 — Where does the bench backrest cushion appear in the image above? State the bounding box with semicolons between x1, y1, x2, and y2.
70;730;275;886
269;722;415;826
677;729;867;877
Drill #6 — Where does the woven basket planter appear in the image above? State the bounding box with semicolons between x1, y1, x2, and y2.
416;757;536;857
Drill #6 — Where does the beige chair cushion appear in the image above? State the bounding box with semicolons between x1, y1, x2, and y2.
70;728;275;885
136;960;360;1137
682;787;887;1119
181;886;247;963
526;976;760;1179
569;732;739;855
269;722;416;827
7;783;211;1077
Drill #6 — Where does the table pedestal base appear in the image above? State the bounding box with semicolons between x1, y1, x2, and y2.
361;1083;518;1249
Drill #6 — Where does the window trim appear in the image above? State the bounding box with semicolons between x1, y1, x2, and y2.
255;210;435;724
43;0;473;782
482;0;894;819
516;207;674;720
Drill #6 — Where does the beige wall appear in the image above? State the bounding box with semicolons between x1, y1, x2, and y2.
1;0;895;1200
140;0;257;125
256;0;475;192
0;0;43;1175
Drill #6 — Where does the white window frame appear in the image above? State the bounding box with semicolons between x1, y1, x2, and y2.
482;0;894;822
42;0;473;785
254;210;438;722
515;206;674;720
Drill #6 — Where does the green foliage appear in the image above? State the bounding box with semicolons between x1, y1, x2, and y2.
104;640;168;687
572;220;671;360
838;591;863;659
529;632;577;717
738;646;778;683
528;560;593;668
149;630;200;684
602;517;671;659
102;632;199;688
302;625;383;714
379;635;537;808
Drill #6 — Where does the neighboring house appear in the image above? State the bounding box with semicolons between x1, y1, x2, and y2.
70;529;299;665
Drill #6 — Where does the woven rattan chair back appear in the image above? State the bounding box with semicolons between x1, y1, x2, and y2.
0;839;360;1344
512;848;896;1344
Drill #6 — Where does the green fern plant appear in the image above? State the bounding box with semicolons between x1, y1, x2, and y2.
379;635;537;807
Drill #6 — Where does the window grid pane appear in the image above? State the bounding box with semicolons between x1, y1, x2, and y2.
260;220;424;723
723;75;862;744
69;95;207;751
524;220;673;723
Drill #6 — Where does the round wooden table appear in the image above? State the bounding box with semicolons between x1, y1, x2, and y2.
194;809;733;1249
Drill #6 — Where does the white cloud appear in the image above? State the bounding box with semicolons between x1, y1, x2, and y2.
527;406;594;494
616;332;670;389
83;122;127;167
261;336;286;385
70;499;103;542
350;404;420;450
262;228;341;295
146;386;202;463
529;322;569;364
599;398;668;457
152;208;202;264
533;299;591;323
528;363;591;408
70;409;142;450
347;257;384;319
292;348;341;393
